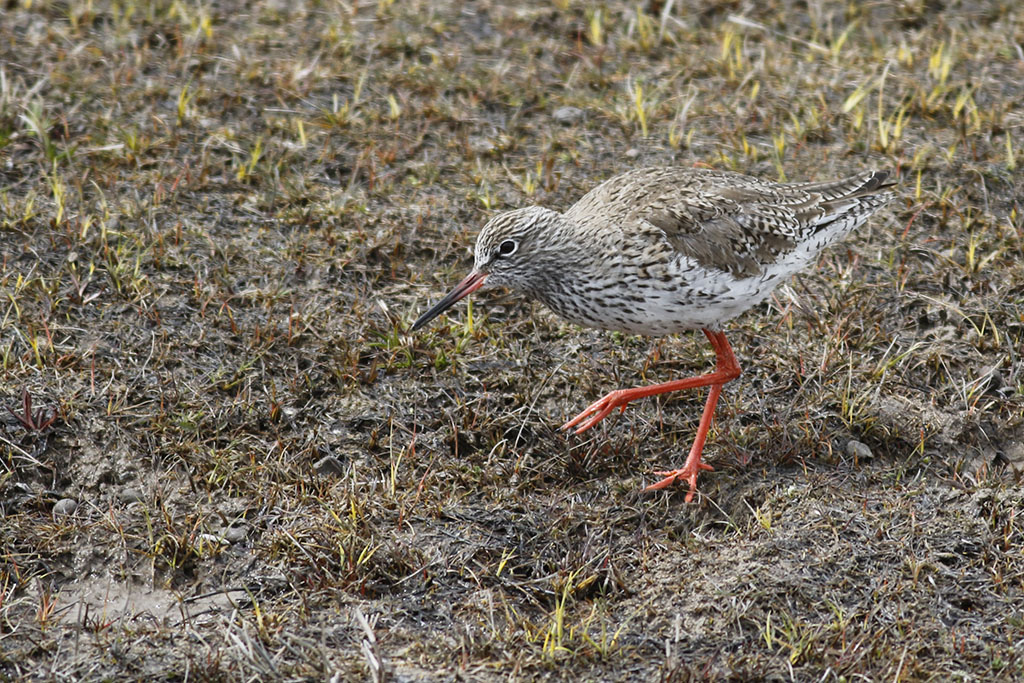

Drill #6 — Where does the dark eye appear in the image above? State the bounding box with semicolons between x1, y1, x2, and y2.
497;239;517;257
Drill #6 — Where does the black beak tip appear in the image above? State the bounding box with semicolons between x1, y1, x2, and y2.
408;270;486;334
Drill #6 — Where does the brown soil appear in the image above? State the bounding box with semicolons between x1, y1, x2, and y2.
2;1;1023;679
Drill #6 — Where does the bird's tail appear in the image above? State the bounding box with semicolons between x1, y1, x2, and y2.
788;170;895;201
794;170;896;236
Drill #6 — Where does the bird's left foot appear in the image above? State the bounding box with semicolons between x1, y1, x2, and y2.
643;460;714;502
560;389;634;434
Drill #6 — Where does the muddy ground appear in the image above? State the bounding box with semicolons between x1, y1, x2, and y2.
2;0;1023;680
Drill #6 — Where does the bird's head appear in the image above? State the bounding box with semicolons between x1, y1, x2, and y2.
411;206;563;331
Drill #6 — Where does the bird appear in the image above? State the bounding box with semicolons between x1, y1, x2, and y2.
411;166;895;501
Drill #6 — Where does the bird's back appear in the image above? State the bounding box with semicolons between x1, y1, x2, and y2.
549;167;894;334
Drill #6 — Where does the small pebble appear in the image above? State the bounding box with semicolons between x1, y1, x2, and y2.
223;526;248;544
53;498;78;516
552;106;584;124
1004;442;1024;475
198;533;230;547
118;488;144;504
470;137;496;155
846;439;873;461
315;455;346;476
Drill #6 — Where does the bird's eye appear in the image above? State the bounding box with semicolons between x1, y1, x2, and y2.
497;239;517;257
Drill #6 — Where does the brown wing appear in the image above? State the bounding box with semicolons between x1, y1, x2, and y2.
567;167;891;278
640;182;808;278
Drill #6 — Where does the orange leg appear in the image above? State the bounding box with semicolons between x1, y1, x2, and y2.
562;329;742;501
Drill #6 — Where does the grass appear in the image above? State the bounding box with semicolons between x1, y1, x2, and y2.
1;0;1023;679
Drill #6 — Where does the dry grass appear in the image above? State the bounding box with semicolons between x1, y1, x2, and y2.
2;0;1023;679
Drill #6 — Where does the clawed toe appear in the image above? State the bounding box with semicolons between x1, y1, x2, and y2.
643;461;714;502
561;391;629;434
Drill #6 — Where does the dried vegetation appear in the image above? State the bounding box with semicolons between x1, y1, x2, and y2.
1;0;1023;679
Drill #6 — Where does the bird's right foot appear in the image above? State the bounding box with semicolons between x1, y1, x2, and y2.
643;459;714;503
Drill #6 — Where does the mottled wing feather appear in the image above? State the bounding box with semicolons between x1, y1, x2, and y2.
567;167;891;279
644;206;798;278
637;173;810;278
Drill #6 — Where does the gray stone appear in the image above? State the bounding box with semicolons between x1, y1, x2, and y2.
552;106;584;124
846;439;873;461
53;498;78;516
315;455;346;476
198;533;230;547
118;488;144;504
1004;442;1024;475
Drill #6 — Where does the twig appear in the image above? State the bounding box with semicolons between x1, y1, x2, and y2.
353;607;386;683
728;15;829;54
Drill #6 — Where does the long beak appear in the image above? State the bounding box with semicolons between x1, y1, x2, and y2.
411;270;488;331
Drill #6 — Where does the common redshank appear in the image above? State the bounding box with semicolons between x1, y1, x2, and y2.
412;167;895;501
